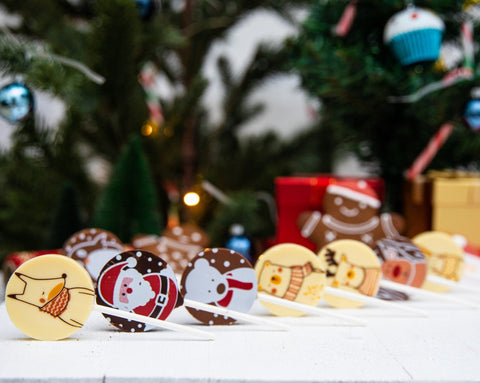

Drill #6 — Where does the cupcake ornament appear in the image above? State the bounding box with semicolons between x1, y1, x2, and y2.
384;4;445;66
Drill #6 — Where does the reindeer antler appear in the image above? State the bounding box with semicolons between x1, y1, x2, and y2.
325;248;338;267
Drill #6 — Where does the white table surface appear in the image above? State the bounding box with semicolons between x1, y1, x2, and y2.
1;269;480;382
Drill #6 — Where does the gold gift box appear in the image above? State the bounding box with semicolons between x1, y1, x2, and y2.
404;170;480;247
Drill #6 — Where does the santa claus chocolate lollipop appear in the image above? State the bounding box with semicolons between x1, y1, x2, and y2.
96;250;183;332
5;254;213;340
62;228;125;282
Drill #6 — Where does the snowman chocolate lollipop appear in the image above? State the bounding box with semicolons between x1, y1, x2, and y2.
5;254;213;340
255;243;326;317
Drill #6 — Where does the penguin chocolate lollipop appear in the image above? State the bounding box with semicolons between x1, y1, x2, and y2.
5;254;213;340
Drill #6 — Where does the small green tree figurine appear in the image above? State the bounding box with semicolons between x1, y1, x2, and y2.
94;135;162;242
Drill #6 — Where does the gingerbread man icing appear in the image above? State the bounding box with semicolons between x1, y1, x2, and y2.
297;180;405;250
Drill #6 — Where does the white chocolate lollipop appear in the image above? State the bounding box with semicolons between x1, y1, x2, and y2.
5;254;213;340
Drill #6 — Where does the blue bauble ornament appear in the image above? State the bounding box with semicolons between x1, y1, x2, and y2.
464;99;480;132
0;82;34;123
225;224;252;262
135;0;155;19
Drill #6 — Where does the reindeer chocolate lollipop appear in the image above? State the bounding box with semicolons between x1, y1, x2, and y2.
62;228;124;282
319;239;382;309
5;254;213;340
374;237;428;288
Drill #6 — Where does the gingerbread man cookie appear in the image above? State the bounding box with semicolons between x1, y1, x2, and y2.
298;180;405;250
132;223;210;275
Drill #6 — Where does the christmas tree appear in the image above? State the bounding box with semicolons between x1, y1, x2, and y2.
288;0;480;210
93;134;162;242
0;0;315;258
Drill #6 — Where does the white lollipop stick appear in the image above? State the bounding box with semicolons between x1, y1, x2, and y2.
324;286;428;317
257;293;366;327
184;299;290;331
427;275;480;294
380;280;480;309
94;304;215;340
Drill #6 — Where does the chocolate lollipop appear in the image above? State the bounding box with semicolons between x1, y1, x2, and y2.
62;228;124;282
96;250;183;332
181;246;360;327
317;240;427;315
180;248;258;325
5;254;213;340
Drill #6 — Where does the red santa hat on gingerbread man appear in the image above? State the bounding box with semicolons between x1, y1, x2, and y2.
327;180;381;209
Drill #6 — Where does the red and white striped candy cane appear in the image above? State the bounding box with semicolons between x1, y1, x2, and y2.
406;123;454;180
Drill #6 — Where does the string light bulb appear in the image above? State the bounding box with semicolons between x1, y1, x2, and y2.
183;192;200;207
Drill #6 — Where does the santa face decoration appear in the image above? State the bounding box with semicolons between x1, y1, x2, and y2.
298;180;405;249
180;248;257;325
255;243;325;317
96;250;183;332
63;228;124;282
318;239;381;308
374;237;427;288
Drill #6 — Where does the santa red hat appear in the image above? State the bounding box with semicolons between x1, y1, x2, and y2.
97;257;136;307
327;180;380;208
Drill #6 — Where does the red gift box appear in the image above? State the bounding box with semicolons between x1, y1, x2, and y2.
275;175;385;250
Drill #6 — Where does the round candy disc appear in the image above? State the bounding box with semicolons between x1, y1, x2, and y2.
255;244;325;317
63;228;124;282
374;237;427;288
180;248;257;325
96;250;183;332
412;231;464;292
5;254;95;340
318;239;381;308
132;223;210;275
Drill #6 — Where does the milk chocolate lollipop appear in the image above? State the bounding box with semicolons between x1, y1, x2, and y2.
180;248;258;325
5;254;213;340
62;228;124;282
